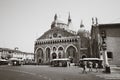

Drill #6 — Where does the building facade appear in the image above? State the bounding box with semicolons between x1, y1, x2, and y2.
0;47;34;61
34;14;90;64
91;22;120;66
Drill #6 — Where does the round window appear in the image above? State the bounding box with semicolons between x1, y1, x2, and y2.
53;33;57;37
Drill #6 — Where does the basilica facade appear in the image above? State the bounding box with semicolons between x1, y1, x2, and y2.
34;14;90;64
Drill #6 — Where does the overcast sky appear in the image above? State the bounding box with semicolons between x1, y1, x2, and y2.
0;0;120;52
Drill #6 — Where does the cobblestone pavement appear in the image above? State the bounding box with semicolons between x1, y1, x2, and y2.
0;65;120;80
95;66;120;80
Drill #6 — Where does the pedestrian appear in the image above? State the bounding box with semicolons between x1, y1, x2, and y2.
95;63;98;72
67;61;70;67
69;62;70;67
82;61;87;73
89;62;93;72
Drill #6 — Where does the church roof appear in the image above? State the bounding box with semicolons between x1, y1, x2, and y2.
37;27;77;40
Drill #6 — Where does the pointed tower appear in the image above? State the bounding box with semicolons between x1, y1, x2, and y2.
51;14;58;29
68;12;72;26
95;17;98;25
79;20;85;33
54;14;57;21
67;12;75;31
54;14;57;27
77;20;85;34
77;20;88;37
92;17;98;26
80;20;84;28
92;17;94;25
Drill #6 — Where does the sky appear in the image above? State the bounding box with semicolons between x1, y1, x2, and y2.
0;0;120;52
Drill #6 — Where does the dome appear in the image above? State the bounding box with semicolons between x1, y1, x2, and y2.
77;25;86;36
51;15;67;29
56;19;65;24
78;20;86;33
56;18;67;26
51;18;65;24
78;28;86;33
77;25;86;34
77;29;89;38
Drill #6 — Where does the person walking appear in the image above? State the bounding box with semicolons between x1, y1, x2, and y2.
89;62;93;72
82;61;87;73
95;63;98;72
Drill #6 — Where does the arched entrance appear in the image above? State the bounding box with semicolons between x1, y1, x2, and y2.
36;48;44;64
58;52;62;58
82;54;87;59
66;46;77;63
52;53;57;59
58;47;64;58
46;48;50;61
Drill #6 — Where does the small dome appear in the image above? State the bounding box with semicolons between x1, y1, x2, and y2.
78;28;85;33
51;16;67;29
56;17;67;26
78;20;86;33
77;27;86;34
51;13;73;28
51;18;65;24
56;19;65;24
77;29;89;38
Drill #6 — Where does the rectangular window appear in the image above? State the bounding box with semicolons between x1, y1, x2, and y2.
107;52;113;58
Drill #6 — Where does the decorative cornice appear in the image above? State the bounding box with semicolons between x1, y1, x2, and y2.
35;36;80;45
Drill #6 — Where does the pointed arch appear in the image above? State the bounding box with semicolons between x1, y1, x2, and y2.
65;44;78;63
52;46;57;51
45;46;51;62
52;53;57;59
35;47;44;64
65;44;78;53
58;45;64;58
58;45;64;50
81;54;87;59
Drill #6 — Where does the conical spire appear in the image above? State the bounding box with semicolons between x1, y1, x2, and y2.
54;14;57;21
68;12;72;26
92;17;94;25
68;12;71;22
51;14;58;29
92;17;98;25
80;20;84;28
95;17;98;24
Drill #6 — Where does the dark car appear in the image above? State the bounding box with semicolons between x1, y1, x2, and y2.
0;59;8;65
9;58;22;66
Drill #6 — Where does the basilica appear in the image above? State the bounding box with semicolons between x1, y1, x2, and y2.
34;14;90;64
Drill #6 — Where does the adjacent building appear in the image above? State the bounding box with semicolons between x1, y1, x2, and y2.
34;14;90;64
0;47;34;61
91;21;120;66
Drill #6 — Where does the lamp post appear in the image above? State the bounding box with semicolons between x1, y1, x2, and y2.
101;31;111;73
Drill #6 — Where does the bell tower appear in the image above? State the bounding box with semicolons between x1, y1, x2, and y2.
51;14;58;29
68;12;72;26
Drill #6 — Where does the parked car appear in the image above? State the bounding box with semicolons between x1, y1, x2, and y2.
0;59;8;65
9;58;23;66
